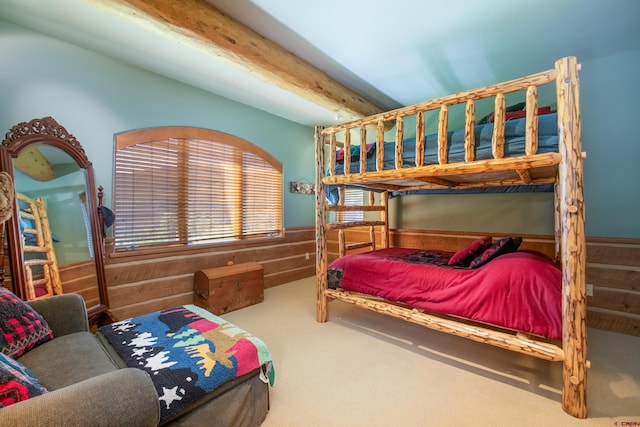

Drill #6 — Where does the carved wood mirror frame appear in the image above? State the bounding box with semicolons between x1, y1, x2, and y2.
1;117;109;313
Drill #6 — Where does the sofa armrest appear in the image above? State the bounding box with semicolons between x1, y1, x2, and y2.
0;368;159;427
27;293;90;337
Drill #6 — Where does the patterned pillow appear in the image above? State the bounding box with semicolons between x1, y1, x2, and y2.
0;287;54;359
0;352;48;407
448;236;493;267
469;237;523;268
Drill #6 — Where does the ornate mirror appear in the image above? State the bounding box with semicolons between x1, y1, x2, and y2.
1;117;111;322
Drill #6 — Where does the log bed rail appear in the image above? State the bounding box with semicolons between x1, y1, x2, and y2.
314;57;587;418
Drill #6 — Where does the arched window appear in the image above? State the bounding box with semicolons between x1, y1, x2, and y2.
113;127;282;251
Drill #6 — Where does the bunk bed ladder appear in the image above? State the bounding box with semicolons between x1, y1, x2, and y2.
334;188;389;257
17;193;63;300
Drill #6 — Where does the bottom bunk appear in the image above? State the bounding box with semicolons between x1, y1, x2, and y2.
323;239;566;359
315;234;588;418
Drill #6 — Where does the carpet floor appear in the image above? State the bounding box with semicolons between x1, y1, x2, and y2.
223;277;640;427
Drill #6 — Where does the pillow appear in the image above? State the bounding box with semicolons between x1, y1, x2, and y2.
469;236;523;268
0;287;54;359
448;236;493;267
0;352;48;407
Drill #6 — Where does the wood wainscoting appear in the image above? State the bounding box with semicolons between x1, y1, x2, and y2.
103;227;315;320
58;260;101;308
331;228;640;337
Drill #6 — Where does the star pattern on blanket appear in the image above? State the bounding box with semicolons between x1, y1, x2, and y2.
158;386;183;409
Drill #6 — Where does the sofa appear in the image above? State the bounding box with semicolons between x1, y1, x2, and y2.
1;293;159;427
1;291;271;427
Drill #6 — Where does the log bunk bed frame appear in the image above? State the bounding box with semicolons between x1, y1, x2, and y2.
314;57;587;418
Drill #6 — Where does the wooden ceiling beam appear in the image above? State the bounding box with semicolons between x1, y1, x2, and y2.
91;0;384;121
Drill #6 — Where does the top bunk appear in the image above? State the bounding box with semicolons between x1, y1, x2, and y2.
315;56;581;198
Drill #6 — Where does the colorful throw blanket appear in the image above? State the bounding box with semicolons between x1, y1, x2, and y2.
98;305;274;423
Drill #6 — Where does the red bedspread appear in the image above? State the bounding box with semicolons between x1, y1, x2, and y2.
327;248;562;339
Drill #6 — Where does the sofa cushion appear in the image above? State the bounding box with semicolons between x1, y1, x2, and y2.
0;287;54;359
0;352;48;407
17;332;118;390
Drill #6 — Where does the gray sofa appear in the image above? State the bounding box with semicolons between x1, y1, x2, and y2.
2;293;270;427
1;293;159;427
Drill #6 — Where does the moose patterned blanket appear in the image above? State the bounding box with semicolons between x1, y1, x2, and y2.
98;304;274;423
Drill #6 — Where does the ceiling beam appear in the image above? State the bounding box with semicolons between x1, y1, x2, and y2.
90;0;384;122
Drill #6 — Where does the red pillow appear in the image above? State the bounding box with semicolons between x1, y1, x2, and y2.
470;236;523;268
448;236;492;267
0;288;54;359
0;352;48;407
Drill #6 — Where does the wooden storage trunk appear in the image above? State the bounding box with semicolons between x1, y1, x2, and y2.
194;262;264;315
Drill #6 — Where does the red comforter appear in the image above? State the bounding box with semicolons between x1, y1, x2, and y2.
327;248;562;339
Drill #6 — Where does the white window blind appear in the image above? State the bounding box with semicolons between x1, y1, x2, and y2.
338;187;364;222
113;127;282;251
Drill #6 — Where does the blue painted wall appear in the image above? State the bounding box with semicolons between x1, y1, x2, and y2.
1;20;638;239
0;20;315;229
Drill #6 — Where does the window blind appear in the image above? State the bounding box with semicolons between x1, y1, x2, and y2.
338;187;364;222
113;128;282;251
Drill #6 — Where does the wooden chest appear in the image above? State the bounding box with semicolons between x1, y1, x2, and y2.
193;262;264;315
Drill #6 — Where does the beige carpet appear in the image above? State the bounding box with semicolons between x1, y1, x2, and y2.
223;277;640;427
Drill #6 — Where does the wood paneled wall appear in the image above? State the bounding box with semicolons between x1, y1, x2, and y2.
585;238;640;336
10;223;636;337
103;227;315;320
332;228;640;337
58;261;100;308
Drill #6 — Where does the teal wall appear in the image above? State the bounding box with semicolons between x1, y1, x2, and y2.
0;20;315;229
390;50;640;239
2;19;638;239
580;50;640;238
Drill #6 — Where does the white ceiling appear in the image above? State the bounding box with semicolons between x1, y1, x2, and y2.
1;0;639;127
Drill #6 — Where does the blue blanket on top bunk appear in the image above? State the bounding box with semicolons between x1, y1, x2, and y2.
327;113;558;204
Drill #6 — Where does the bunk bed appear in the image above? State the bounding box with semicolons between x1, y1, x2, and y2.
315;57;587;418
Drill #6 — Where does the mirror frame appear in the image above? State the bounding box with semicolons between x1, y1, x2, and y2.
1;117;109;308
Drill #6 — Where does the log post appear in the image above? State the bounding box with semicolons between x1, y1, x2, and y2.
368;191;376;251
492;93;505;159
329;132;337;176
556;56;587;419
381;191;389;248
360;125;367;173
395;117;404;169
464;100;475;162
525;86;539;155
416;111;425;167
315;126;329;322
438;106;448;164
344;129;351;175
377;120;385;172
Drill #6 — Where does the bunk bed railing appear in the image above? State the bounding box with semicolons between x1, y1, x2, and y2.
319;61;574;193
